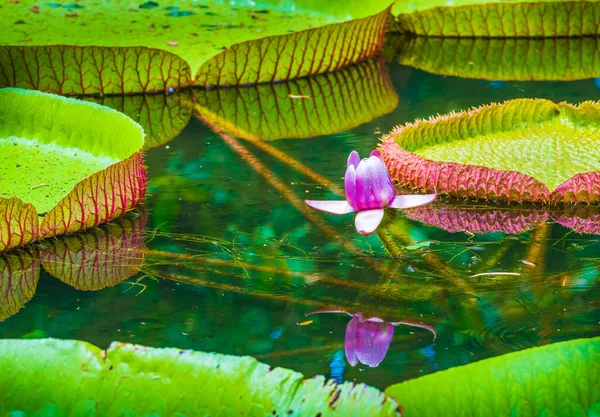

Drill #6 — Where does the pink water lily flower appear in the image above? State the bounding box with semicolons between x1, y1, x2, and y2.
308;310;437;368
306;150;436;235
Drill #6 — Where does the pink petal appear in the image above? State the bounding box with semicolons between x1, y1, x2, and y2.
354;157;394;209
370;149;383;162
345;316;360;366
355;209;384;235
391;321;437;340
344;165;358;210
388;193;437;209
347;151;360;169
355;321;394;368
305;200;355;215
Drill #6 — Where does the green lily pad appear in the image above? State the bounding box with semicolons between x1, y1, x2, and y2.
0;0;391;94
391;0;600;37
380;98;600;203
0;338;401;416
392;36;600;81
0;213;145;322
0;88;146;253
385;337;600;417
194;57;398;140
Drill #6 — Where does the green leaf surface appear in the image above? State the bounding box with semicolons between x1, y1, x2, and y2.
194;57;397;140
393;36;600;81
0;338;401;416
0;0;391;93
380;98;600;203
391;0;600;37
385;337;600;417
0;88;146;252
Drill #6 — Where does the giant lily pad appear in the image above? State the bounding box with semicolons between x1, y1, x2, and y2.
386;337;600;417
195;57;398;141
380;98;600;203
0;0;391;94
392;36;600;81
0;88;146;253
0;338;401;416
0;213;145;322
391;0;600;37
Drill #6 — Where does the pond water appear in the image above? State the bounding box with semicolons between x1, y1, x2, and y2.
1;39;599;391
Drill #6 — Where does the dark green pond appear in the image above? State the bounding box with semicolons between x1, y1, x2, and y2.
1;40;599;391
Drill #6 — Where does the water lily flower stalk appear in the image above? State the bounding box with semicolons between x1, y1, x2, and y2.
307;310;437;368
305;150;436;235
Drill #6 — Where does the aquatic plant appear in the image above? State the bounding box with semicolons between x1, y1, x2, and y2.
386;336;600;417
391;0;600;37
0;0;391;93
306;150;436;235
0;88;146;253
379;98;600;203
0;338;401;416
308;310;436;368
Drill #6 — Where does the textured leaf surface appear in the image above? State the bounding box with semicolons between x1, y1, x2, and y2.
85;93;193;149
40;214;146;290
0;88;146;251
0;338;401;416
380;99;600;203
0;45;192;95
0;251;39;322
386;337;600;417
0;1;391;92
392;0;600;37
194;58;397;140
395;36;600;81
0;198;39;253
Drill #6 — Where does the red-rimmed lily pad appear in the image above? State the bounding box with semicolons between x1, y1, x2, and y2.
391;0;600;37
0;213;146;322
0;88;146;253
0;0;391;94
380;98;600;204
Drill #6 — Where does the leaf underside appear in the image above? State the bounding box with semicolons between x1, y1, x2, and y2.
385;337;600;417
380;98;600;203
404;203;600;235
0;88;146;252
392;0;600;37
0;339;401;417
83;93;194;149
0;214;145;323
395;36;600;81
194;57;398;140
0;251;39;322
0;1;390;93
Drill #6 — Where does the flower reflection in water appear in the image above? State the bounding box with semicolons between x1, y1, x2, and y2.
308;310;436;368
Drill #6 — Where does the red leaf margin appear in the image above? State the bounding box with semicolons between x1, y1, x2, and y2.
0;152;146;254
